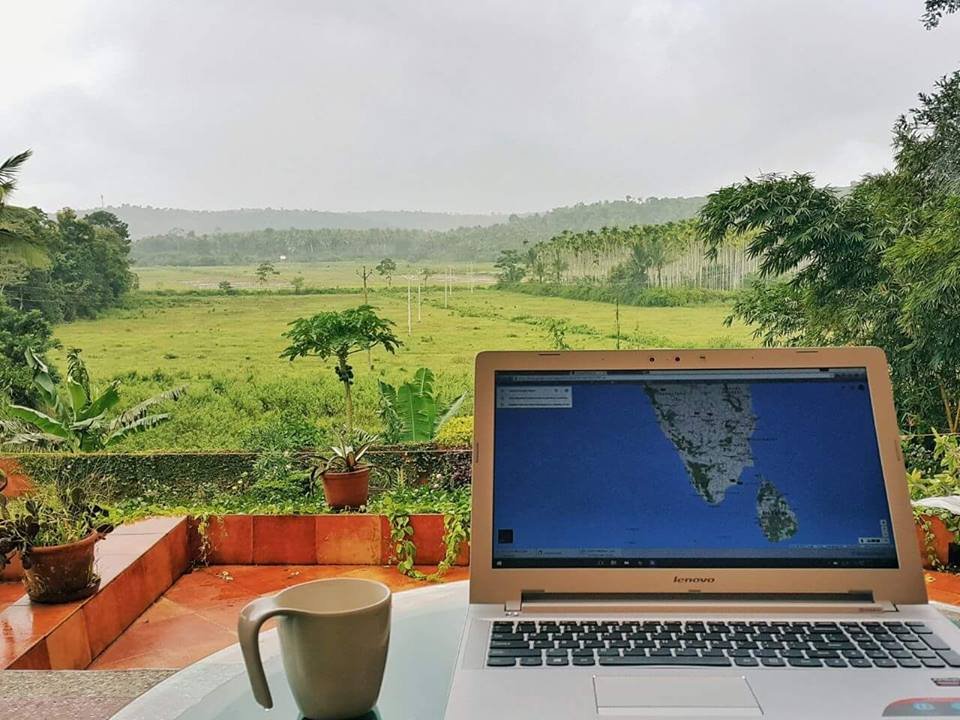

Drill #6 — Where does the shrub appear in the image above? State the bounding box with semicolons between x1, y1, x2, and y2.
248;449;313;503
436;416;473;447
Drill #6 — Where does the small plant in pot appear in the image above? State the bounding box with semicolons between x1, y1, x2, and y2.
0;476;115;603
281;305;401;509
308;429;379;510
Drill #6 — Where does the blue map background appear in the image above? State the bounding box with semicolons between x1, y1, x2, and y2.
492;380;896;556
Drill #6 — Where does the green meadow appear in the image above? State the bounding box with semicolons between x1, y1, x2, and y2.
52;281;755;451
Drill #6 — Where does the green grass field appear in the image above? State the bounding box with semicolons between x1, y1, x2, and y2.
133;261;497;291
51;282;755;451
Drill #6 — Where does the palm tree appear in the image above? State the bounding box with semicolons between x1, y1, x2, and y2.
0;150;31;208
0;149;48;268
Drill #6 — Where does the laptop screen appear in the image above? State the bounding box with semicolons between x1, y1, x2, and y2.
492;367;898;569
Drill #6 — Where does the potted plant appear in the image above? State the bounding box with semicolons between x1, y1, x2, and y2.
309;429;378;510
908;431;960;569
0;476;115;603
281;305;401;508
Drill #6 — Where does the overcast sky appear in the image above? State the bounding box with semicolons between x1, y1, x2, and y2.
6;1;959;214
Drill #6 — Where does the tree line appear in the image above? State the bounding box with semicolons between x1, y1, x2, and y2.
494;220;762;292
130;196;704;266
0;154;136;402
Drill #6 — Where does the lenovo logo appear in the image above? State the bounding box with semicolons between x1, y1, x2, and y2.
673;576;716;584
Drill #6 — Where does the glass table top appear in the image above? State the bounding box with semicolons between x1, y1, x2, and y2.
110;581;469;720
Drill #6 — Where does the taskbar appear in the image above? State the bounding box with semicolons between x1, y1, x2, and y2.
492;556;899;569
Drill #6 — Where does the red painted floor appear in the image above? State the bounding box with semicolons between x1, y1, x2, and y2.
0;581;24;613
88;565;469;670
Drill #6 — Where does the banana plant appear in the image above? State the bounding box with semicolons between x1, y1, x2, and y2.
0;348;186;451
378;368;466;443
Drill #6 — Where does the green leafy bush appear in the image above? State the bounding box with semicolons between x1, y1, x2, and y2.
249;449;312;503
908;432;960;502
435;416;472;447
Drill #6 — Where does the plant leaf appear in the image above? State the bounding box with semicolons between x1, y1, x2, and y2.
104;413;171;446
114;386;186;426
76;382;121;422
4;405;71;438
435;392;466;434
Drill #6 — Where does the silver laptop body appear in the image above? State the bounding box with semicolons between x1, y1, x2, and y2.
444;348;960;720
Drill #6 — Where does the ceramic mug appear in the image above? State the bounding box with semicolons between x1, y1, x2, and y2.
238;578;391;720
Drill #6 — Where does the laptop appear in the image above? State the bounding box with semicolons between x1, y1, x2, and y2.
444;348;960;720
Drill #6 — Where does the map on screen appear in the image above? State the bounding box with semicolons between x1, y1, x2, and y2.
491;368;897;569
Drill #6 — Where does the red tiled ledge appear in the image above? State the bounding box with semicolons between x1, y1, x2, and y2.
192;514;470;566
0;513;467;670
0;517;189;670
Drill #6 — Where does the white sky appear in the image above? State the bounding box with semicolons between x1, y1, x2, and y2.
5;0;960;214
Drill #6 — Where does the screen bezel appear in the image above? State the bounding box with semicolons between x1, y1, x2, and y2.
469;348;926;606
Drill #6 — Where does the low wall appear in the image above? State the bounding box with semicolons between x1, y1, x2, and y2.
4;445;472;503
191;514;469;567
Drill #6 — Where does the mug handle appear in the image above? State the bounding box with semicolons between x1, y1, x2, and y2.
238;596;300;709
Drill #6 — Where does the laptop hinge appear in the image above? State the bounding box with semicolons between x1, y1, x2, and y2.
508;592;896;615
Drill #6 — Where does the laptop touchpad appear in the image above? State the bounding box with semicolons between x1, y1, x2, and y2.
594;676;761;717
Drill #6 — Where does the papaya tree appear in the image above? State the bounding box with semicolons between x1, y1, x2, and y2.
280;305;401;435
0;348;186;451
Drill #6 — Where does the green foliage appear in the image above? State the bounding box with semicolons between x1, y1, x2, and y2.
494;250;526;283
908;432;960;501
217;280;235;294
308;428;379;476
16;451;259;505
6;208;136;323
281;305;401;434
0;481;114;570
908;432;960;568
375;258;396;286
0;303;56;404
507;281;736;307
922;0;960;28
49;288;748;450
542;319;572;350
380;482;470;581
255;261;278;285
378;368;465;443
1;348;185;451
0;150;50;269
698;69;960;434
434;416;473;447
249;449;312;503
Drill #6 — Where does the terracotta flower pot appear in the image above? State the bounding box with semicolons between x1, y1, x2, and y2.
23;531;102;604
321;466;371;510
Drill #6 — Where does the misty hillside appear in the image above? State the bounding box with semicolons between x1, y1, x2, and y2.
131;196;705;265
89;205;510;239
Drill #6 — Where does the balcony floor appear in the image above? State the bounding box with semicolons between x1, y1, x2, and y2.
88;564;469;670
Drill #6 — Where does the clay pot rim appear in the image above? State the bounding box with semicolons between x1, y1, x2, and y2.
27;530;101;555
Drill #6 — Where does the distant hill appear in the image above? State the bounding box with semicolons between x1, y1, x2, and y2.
88;205;509;239
131;196;706;265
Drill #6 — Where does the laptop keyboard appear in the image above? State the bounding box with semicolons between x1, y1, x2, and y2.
487;619;960;668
